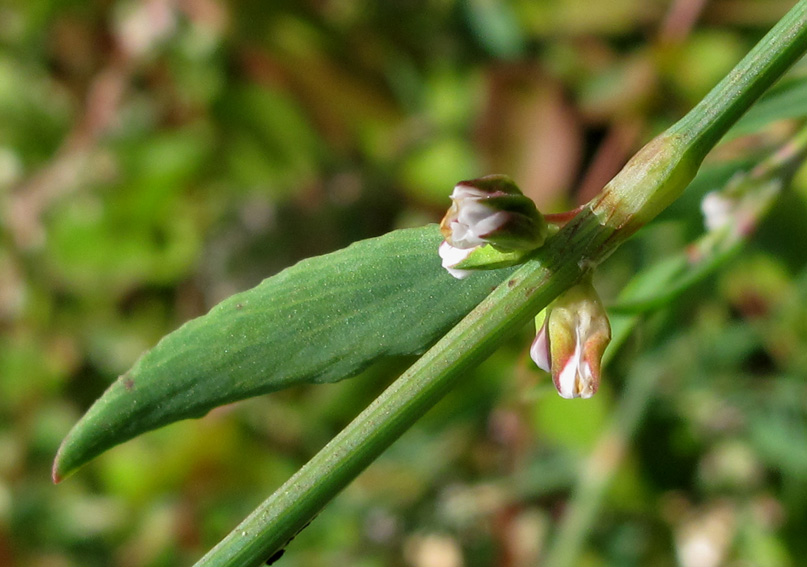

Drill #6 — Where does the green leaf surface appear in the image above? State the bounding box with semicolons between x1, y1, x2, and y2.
54;225;514;481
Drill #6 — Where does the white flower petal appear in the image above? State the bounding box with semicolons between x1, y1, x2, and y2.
450;185;488;201
438;241;475;279
445;266;473;279
701;191;735;232
577;361;596;399
530;320;551;373
554;341;582;399
453;200;500;248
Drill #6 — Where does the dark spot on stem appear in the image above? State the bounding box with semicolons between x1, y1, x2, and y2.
265;514;319;564
265;549;285;565
123;377;135;391
507;278;519;288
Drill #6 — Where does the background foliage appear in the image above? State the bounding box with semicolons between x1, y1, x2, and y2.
3;1;807;566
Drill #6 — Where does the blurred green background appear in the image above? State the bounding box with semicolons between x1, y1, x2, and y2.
3;1;807;566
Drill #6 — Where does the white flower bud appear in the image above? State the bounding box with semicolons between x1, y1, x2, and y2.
440;175;546;251
438;175;547;278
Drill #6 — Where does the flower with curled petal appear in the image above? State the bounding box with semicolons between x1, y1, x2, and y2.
530;278;611;399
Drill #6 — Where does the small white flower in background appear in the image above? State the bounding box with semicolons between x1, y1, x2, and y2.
674;503;735;567
115;0;176;58
439;175;546;279
701;190;736;232
530;278;611;399
700;178;781;240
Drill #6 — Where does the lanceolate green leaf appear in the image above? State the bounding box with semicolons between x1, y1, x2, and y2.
53;225;515;481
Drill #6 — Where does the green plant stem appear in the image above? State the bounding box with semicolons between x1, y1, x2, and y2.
194;3;807;566
672;6;807;156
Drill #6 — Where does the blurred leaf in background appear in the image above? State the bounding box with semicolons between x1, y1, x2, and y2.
3;1;807;566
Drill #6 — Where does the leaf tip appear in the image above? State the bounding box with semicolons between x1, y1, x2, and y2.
51;453;66;484
52;429;82;483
